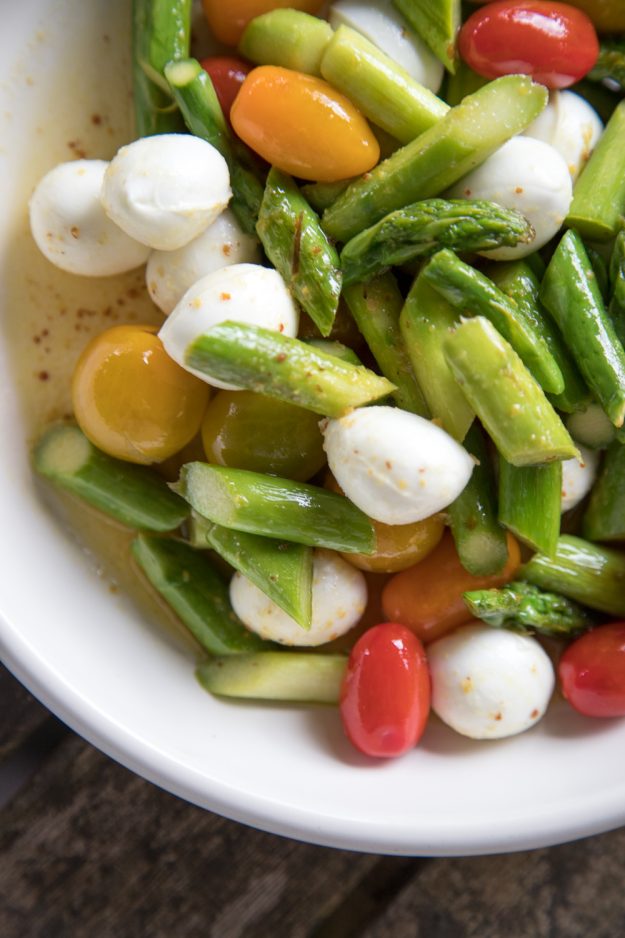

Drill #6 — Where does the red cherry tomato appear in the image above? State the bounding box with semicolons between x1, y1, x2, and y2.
200;56;251;121
559;623;625;718
458;1;599;89
340;623;431;758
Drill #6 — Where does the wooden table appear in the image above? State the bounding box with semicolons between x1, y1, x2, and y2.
2;663;624;938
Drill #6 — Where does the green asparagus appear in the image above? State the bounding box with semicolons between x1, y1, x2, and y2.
197;652;346;703
464;581;593;637
498;458;562;556
392;0;460;73
589;40;625;91
582;442;625;542
239;9;333;76
609;229;625;348
132;0;191;136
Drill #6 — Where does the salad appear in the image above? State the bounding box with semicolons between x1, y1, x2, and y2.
26;0;625;760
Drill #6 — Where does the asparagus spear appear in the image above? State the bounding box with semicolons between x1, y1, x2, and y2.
342;273;429;416
609;229;625;348
443;317;579;466
445;60;488;106
185;322;395;418
197;652;346;703
566;100;625;242
582;442;625;543
521;535;625;617
33;424;188;532
256;169;341;337
132;535;267;654
498;458;562;557
587;246;610;303
392;0;461;73
448;424;509;576
399;274;474;441
320;25;449;145
239;9;333;76
464;581;593;637
540;230;625;428
300;179;352;214
190;515;313;630
340;199;533;287
423;249;564;395
303;338;362;366
487;260;590;414
175;463;376;554
589;40;625;92
132;0;191;137
322;75;548;243
165;58;265;235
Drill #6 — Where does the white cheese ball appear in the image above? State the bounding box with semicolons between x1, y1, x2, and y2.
230;549;367;646
561;445;599;513
428;623;555;740
146;210;261;314
525;91;603;182
101;134;231;251
447;136;573;260
29;160;150;276
158;263;299;390
329;0;444;92
322;406;474;525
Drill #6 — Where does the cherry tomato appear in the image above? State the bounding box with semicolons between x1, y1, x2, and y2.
72;325;209;464
382;532;522;644
230;66;380;183
559;623;625;718
202;0;325;48
340;623;431;758
459;1;599;89
200;56;252;121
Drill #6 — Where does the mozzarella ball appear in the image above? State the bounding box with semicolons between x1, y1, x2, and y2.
158;263;299;390
230;549;367;646
428;623;555;740
101;134;231;251
322;406;474;525
561;445;599;513
29;160;150;276
447;137;573;260
146;210;261;315
329;0;444;92
525;91;603;182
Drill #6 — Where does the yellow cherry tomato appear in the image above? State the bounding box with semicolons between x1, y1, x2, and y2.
72;325;210;464
202;0;325;47
230;66;380;182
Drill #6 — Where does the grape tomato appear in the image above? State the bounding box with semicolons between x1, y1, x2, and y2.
199;56;252;120
559;623;625;718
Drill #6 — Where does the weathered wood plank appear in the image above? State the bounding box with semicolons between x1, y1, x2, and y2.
0;666;49;759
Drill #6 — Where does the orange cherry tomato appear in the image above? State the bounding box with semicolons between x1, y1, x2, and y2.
230;66;380;183
72;325;209;464
381;532;522;644
202;0;325;48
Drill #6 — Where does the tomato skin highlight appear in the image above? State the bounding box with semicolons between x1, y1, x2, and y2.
199;56;252;121
340;623;431;758
230;66;380;183
559;623;625;718
459;1;599;90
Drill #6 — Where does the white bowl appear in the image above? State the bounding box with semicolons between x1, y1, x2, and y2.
2;0;625;857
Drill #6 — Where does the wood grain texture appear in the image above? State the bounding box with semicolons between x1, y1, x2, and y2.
0;667;49;759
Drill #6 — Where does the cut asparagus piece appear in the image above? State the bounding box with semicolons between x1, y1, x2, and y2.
132;0;191;136
185;322;395;418
340;199;533;286
424;249;563;395
33;424;189;532
239;9;333;76
165;58;265;235
498;458;562;557
521;535;625;617
566;403;617;449
448;424;509;576
303;338;362;366
399;274;474;441
540;230;625;428
256;168;341;337
566;100;625;242
609;229;625;348
175;463;376;554
132;535;267;654
464;581;593;637
322;75;548;243
392;0;460;73
197;652;346;703
443;317;579;466
342;273;429;416
445;60;488;106
189;515;313;630
582;442;625;542
589;39;625;90
301;179;352;214
320;25;449;145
